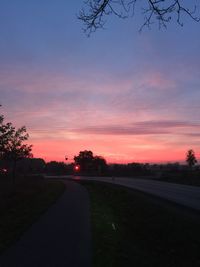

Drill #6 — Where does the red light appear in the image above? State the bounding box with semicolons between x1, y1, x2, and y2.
3;169;7;173
74;165;80;171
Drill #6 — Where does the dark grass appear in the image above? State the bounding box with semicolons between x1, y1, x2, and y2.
83;181;200;267
158;172;200;187
0;175;65;253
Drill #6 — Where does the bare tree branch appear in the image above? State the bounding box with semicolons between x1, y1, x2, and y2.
78;0;200;35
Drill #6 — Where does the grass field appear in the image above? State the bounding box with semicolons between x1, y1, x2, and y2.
0;176;65;253
83;181;200;267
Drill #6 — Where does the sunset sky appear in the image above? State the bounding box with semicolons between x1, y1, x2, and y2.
0;1;200;163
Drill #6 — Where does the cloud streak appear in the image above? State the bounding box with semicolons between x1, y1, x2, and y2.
73;120;200;136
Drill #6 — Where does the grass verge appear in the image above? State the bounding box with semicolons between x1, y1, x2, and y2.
0;176;65;253
83;181;200;267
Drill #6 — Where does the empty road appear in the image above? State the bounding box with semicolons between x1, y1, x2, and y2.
47;176;200;212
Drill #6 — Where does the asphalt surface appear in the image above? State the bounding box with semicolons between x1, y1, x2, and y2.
87;177;200;211
48;176;200;212
0;181;91;267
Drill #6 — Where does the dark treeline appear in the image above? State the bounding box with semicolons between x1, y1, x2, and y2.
0;158;45;175
0;158;73;176
1;157;200;182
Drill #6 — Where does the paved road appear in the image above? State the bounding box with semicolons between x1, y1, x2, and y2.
88;177;200;211
0;181;91;267
47;176;200;211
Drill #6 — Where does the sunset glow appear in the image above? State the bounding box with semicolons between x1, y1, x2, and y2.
1;1;200;164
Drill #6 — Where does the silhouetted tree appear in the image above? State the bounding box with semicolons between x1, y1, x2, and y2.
0;115;15;159
93;155;107;175
74;150;94;172
186;149;197;168
74;150;107;174
0;114;32;183
28;158;45;173
45;161;67;175
79;0;200;35
17;158;46;174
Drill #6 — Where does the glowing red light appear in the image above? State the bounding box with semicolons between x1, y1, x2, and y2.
2;168;7;173
74;165;80;171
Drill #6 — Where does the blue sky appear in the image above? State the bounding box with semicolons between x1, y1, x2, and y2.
0;0;200;162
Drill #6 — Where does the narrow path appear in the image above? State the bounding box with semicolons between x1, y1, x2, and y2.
0;181;91;267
